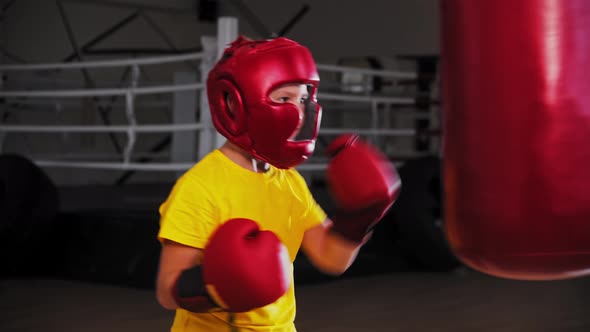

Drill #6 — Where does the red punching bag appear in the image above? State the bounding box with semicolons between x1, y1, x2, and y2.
440;0;590;280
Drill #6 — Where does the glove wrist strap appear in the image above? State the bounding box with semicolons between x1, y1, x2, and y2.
173;265;221;313
329;201;393;244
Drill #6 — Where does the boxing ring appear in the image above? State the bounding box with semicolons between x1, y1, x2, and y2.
0;18;439;177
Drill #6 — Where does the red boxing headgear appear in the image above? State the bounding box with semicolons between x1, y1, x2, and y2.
207;36;322;169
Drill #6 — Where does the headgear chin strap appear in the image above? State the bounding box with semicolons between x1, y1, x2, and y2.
207;36;322;169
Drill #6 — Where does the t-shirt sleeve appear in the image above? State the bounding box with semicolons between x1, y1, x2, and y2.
303;197;328;230
157;173;220;249
295;173;327;230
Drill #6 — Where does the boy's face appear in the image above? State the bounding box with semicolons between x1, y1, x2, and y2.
268;84;309;140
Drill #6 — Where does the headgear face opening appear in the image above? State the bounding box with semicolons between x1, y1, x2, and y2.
207;36;322;169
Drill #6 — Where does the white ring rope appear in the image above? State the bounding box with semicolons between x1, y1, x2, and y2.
0;52;205;71
0;123;205;133
0;85;413;105
0;125;409;136
1;53;429;171
316;64;418;79
32;152;171;160
32;160;334;171
0;82;205;98
124;92;137;164
318;92;415;105
122;65;143;164
3;99;171;109
34;160;199;171
0;54;416;80
32;161;371;172
319;128;416;136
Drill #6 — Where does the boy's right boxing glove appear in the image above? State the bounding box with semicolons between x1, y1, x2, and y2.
173;218;291;313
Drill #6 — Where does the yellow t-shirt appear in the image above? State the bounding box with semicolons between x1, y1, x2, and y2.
158;149;327;332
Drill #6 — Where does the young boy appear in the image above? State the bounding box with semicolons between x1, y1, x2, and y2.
155;36;400;331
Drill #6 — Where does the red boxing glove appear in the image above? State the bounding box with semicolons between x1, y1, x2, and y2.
326;134;401;243
204;218;292;312
174;218;292;313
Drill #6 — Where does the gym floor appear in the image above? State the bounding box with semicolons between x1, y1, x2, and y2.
3;266;590;332
3;183;590;332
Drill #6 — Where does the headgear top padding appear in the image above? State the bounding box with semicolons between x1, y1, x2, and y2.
207;36;321;169
441;0;590;280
